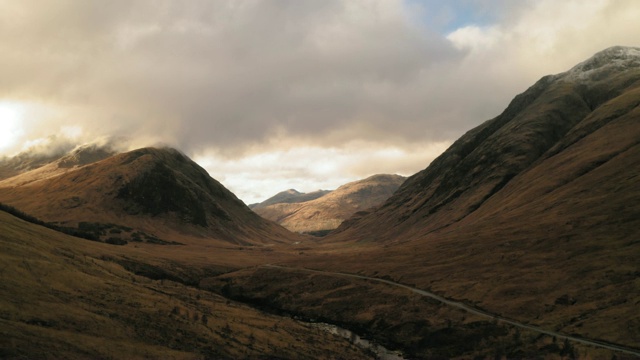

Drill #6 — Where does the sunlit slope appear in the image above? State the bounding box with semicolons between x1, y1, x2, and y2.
0;147;300;245
254;174;405;234
0;210;369;359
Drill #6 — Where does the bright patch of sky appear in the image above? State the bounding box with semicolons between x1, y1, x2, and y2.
403;0;498;33
0;102;25;152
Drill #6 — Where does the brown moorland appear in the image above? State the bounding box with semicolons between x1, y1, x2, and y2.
0;210;373;359
0;146;300;246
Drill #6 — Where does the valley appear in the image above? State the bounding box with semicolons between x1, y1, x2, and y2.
1;46;639;359
263;265;640;356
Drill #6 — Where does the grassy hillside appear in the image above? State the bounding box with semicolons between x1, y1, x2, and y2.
0;210;370;359
0;147;301;246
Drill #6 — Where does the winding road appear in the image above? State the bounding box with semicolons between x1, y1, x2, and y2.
264;264;640;357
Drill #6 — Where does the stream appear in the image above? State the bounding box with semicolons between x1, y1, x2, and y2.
310;322;406;360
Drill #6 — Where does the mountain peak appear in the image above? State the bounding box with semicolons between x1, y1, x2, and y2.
564;45;640;81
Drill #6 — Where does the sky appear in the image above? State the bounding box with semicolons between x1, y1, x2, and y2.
0;0;638;204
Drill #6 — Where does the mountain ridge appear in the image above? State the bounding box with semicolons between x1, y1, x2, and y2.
330;45;640;242
253;174;405;234
250;188;331;209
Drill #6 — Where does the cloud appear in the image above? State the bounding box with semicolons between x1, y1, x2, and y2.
0;0;460;155
0;0;638;201
194;140;450;204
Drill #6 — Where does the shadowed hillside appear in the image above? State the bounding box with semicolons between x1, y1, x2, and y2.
333;46;640;243
313;45;640;348
250;189;331;209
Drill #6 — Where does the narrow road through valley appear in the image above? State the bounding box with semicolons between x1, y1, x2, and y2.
263;264;640;357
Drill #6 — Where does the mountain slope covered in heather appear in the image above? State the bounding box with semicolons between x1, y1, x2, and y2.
0;209;370;359
0;147;298;245
253;174;405;234
332;46;640;243
316;45;640;345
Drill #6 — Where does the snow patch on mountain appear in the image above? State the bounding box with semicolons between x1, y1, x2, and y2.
562;46;640;82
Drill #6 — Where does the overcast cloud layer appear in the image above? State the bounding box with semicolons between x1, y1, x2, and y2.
1;0;638;203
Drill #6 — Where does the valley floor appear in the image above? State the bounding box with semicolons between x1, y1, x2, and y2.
2;209;639;359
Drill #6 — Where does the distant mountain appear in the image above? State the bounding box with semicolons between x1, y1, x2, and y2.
0;147;298;245
0;151;62;180
0;143;117;181
250;189;331;209
253;174;405;235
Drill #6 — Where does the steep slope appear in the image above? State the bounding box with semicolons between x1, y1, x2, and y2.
296;46;640;349
253;174;405;234
0;147;298;245
332;46;640;243
0;210;370;359
250;189;331;209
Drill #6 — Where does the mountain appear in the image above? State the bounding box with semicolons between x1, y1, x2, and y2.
0;147;297;245
253;174;405;235
249;189;331;209
332;46;640;243
303;46;640;348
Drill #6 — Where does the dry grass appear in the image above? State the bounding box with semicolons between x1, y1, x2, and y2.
0;211;371;359
0;147;302;247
